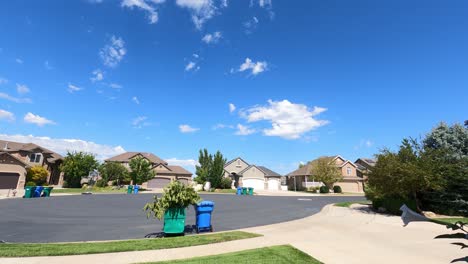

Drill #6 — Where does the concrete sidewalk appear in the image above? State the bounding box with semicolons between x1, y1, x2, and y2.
1;204;462;264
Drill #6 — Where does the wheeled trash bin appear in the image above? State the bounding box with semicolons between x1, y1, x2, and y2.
194;201;215;233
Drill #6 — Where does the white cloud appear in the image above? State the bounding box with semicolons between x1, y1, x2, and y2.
90;69;104;82
89;0;104;3
132;96;140;104
100;35;127;68
238;58;268;75
175;0;216;30
235;124;256;136
108;83;123;89
44;60;53;70
0;93;32;103
121;0;164;24
240;99;329;139
164;158;199;173
243;16;259;34
24;112;56;126
0;109;15;122
193;53;199;58
132;116;151;128
0;134;126;161
250;0;274;18
212;123;234;130
16;83;30;94
185;61;200;72
202;31;222;44
179;124;199;133
68;83;83;93
229;103;236;113
15;58;23;64
365;140;373;147
0;77;8;85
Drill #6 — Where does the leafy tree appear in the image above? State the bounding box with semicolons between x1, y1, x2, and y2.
423;122;468;159
129;156;155;185
99;162;130;185
26;166;49;185
194;149;211;184
208;151;227;189
309;157;342;189
60;151;99;188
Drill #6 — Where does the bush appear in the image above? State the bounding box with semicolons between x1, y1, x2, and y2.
25;181;36;187
220;177;232;189
62;180;68;188
26;166;49;185
372;196;418;215
319;186;329;193
95;179;107;187
333;185;342;193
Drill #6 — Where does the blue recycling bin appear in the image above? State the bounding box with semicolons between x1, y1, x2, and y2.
133;185;140;194
34;186;44;198
236;187;242;195
194;201;214;233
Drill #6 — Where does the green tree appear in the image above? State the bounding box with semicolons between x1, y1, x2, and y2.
60;151;99;188
309;157;342;189
423;122;468;159
194;149;211;184
208;151;227;189
98;162;130;185
26;166;49;185
129;156;155;185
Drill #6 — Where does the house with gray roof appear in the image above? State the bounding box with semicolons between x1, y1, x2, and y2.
105;152;192;189
223;157;285;191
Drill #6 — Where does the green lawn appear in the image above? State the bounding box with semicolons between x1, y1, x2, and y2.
199;189;237;194
146;245;322;264
52;187;127;194
0;231;260;257
334;200;371;208
432;217;468;225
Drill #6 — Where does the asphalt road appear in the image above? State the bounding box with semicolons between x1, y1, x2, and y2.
0;193;363;243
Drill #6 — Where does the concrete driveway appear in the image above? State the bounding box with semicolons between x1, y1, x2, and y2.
0;193;362;242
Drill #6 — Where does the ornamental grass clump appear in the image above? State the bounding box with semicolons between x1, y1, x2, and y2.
144;181;201;220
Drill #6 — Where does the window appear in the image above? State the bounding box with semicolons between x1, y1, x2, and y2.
236;159;241;167
29;153;42;163
346;167;352;176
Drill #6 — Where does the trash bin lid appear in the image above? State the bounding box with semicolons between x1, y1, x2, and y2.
198;201;214;207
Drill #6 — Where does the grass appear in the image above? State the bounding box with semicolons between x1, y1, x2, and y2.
334;200;371;208
52;186;127;194
199;189;237;194
145;245;322;264
432;217;468;225
0;231;260;257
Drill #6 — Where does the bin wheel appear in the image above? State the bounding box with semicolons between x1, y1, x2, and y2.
210;225;213;232
196;227;199;234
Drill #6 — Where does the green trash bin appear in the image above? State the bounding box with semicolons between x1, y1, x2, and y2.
42;187;54;197
248;187;254;195
242;187;247;195
163;208;186;234
127;185;133;194
24;186;36;198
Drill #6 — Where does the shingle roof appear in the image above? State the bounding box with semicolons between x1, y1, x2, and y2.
0;152;29;166
287;155;355;177
105;152;167;165
0;139;63;163
224;157;250;167
167;165;192;176
257;166;282;177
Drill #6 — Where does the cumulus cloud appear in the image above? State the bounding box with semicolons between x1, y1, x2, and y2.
68;83;83;93
0;77;8;85
100;35;126;68
243;16;259;34
121;0;164;24
238;58;268;75
212;123;234;130
108;83;123;89
185;61;200;72
0;134;126;161
175;0;216;30
16;83;30;94
229;103;236;113
202;31;222;44
132;116;151;128
132;96;140;104
0;93;32;103
0;109;15;122
90;69;104;82
235;124;256;136
240;99;329;139
164;158;199;173
179;124;199;133
24;112;56;126
15;58;23;64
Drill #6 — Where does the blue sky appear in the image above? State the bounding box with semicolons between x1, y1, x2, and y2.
0;0;467;174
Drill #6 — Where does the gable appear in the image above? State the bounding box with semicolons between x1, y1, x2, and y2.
0;153;28;167
224;157;249;174
332;156;346;165
240;165;265;179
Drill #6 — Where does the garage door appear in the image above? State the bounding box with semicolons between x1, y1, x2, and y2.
267;178;280;190
336;182;363;193
0;172;20;189
177;178;189;185
147;177;171;189
243;178;264;190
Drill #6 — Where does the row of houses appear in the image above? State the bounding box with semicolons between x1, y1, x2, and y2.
0;139;375;193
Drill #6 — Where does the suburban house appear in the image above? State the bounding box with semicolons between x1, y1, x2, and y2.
223;157;285;191
354;158;376;178
0;139;63;190
105;152;192;188
287;155;364;193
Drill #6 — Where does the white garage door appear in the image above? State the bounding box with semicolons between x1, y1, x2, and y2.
267;178;280;190
243;178;264;190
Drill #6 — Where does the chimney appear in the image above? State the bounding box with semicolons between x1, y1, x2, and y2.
3;142;8;150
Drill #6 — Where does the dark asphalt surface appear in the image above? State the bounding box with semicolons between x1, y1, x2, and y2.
0;193;362;243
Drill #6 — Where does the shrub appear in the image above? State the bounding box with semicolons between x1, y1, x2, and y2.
26;166;49;185
320;186;329;193
25;181;36;187
144;181;201;220
333;185;342;193
372;196;418;215
220;177;232;189
62;180;68;188
95;179;107;187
